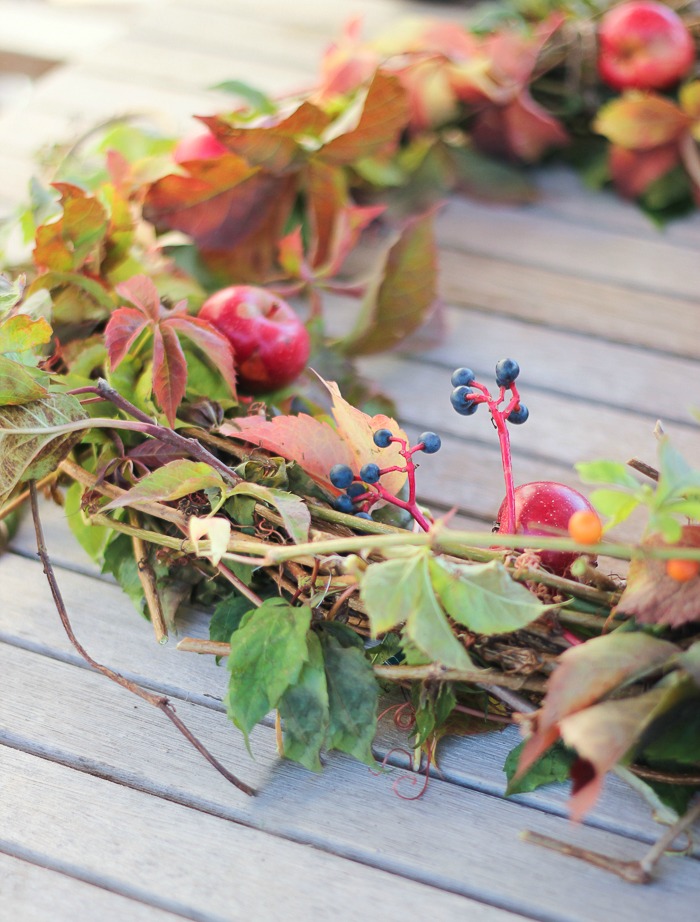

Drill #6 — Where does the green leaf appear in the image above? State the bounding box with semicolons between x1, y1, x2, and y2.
209;594;253;644
639;693;700;765
0;355;47;406
655;437;700;506
317;623;378;766
103;459;227;510
0;314;52;358
64;479;111;561
0;275;26;316
225;598;311;741
589;488;641;528
0;393;86;505
101;533;145;615
360;549;473;669
504;739;574;795
337;211;437;356
429;557;553;635
575;459;639;489
278;631;330;771
230;482;310;544
209;80;276;115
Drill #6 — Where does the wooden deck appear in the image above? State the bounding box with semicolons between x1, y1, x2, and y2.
1;0;699;918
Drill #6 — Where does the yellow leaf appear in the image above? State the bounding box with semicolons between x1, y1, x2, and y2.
594;93;689;150
188;515;231;566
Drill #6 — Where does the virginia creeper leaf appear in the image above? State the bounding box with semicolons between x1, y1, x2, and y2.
225;598;312;741
230;482;310;544
278;631;330;771
103;459;227;510
0;356;47;406
0;315;52;358
0;393;86;505
594;94;689;150
152;321;188;427
317;623;378;766
429;557;555;635
361;549;473;669
33;183;108;272
337;211;437;356
504;739;575;796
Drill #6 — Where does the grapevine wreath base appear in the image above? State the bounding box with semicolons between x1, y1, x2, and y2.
0;0;699;883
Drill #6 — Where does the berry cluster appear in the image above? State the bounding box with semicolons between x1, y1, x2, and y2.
329;430;442;531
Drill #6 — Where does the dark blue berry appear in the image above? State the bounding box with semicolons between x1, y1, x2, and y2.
329;464;354;489
355;511;372;520
360;463;381;484
335;494;356;513
450;367;475;388
507;404;529;425
347;482;366;498
495;358;520;388
450;385;478;416
418;431;441;453
373;428;393;448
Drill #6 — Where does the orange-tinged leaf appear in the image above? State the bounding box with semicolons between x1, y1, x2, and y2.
152;322;188;427
559;689;667;821
304;158;349;268
608;143;679;198
517;632;677;776
220;413;354;488
220;375;408;495
337;210;438;357
617;526;700;627
202;101;332;173
0;315;52;355
594;93;689;150
115;274;161;321
680;80;700;121
33;183;108;273
321;71;410;166
323;379;407;497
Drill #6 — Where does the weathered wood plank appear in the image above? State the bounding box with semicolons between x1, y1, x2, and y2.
439;249;700;360
436;198;700;300
0;851;186;922
0;744;534;922
2;652;699;921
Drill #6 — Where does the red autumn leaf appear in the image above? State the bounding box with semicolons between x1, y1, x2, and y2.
201;101;332;174
34;183;108;273
516;632;678;777
320;71;410;166
472;92;568;162
594;93;690;150
219;374;408;494
608;142;680;198
152;322;188;428
616;526;700;627
105;274;236;425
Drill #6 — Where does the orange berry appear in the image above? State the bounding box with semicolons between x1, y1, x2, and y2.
665;559;700;582
568;509;603;545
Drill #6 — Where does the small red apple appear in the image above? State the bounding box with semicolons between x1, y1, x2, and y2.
198;286;310;393
497;481;597;575
173;129;227;164
598;1;695;91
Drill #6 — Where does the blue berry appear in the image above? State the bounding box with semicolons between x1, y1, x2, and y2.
507;404;529;425
418;431;441;453
451;367;475;388
329;464;354;489
495;358;520;388
360;463;381;484
355;511;373;520
450;385;478;416
373;428;393;448
335;494;356;513
347;482;366;498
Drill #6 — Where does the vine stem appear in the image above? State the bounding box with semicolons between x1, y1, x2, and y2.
28;481;256;797
523;797;700;884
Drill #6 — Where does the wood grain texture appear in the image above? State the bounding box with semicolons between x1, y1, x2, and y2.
0;851;186;922
0;744;531;922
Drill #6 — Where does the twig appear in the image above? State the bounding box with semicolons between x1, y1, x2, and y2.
129;509;168;644
627;458;659;483
216;561;264;608
523;797;700;884
29;481;256;797
177;637;232;656
629;764;700;786
0;471;61;521
374;663;548;694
